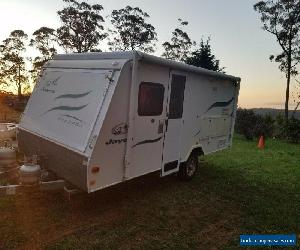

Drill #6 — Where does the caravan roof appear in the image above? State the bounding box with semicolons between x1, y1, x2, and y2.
52;51;241;83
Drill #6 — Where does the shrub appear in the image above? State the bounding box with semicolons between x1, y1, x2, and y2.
235;109;275;140
253;114;275;138
235;109;258;140
278;118;300;143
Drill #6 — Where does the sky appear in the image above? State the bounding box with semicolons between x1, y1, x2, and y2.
0;0;298;109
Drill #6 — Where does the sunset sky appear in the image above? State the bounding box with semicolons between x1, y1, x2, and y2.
0;0;298;109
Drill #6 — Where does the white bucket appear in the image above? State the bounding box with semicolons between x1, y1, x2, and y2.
0;123;17;140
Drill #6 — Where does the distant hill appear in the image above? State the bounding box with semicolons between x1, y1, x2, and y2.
251;108;300;120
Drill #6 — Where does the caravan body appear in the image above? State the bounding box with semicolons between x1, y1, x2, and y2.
18;51;240;193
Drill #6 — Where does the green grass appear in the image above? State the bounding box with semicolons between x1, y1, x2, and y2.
0;135;299;249
203;135;300;232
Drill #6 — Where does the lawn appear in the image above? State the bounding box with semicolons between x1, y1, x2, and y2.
0;135;299;249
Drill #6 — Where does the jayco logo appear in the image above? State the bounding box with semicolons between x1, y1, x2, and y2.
112;123;128;135
105;138;127;145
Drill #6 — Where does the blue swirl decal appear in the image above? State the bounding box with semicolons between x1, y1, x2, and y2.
43;104;88;114
206;97;234;112
132;136;162;148
55;91;92;100
60;114;83;122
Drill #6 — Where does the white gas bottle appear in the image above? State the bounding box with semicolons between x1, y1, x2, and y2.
20;164;41;185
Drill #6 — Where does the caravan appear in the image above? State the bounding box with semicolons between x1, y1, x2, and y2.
17;51;240;193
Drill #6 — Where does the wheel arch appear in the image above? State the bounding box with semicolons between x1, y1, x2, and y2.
181;145;204;163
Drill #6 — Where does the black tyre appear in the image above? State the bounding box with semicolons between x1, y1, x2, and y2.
178;153;199;181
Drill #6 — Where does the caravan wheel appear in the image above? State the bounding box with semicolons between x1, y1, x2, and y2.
178;153;199;181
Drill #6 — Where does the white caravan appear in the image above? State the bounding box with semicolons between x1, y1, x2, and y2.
18;51;240;193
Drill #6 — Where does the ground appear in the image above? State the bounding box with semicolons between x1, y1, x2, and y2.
0;101;20;122
0;135;299;249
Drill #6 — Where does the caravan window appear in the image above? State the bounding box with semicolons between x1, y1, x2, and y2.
138;82;165;116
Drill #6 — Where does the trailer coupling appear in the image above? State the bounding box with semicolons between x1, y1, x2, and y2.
0;163;80;199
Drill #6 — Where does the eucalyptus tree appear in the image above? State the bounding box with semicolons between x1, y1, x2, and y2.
30;27;58;81
254;0;300;120
108;6;157;53
162;19;195;62
57;0;107;53
0;30;29;98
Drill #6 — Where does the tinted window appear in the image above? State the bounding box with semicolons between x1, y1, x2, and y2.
168;75;186;119
138;82;165;116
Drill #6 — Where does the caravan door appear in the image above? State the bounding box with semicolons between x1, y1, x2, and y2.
162;73;186;176
130;64;169;178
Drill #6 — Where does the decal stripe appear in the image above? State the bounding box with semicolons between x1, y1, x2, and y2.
55;91;92;100
132;136;162;148
43;104;88;114
60;114;83;122
206;97;234;112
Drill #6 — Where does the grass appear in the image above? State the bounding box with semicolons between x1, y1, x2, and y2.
0;135;299;249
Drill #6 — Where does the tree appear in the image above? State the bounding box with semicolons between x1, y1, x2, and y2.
30;27;58;82
0;30;29;99
57;0;106;53
254;0;300;120
162;19;195;62
186;38;225;72
108;6;157;53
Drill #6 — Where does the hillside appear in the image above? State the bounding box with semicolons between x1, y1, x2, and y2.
251;108;300;120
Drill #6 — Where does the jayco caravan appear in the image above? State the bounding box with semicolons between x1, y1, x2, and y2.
17;51;240;193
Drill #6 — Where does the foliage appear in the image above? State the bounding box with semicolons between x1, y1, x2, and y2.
0;30;30;98
253;113;275;138
235;108;275;140
235;109;259;139
108;6;157;53
57;0;107;53
291;77;300;117
236;108;300;143
254;0;300;120
30;27;58;82
278;117;300;143
185;37;225;72
162;19;195;62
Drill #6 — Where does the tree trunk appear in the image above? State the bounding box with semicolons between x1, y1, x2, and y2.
18;65;22;100
284;39;292;121
285;69;291;120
